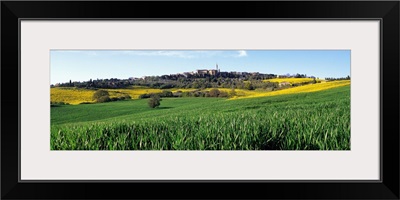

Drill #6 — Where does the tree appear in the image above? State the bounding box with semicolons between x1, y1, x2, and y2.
92;90;110;103
192;81;200;89
218;91;229;97
312;77;317;84
161;90;173;97
229;88;237;97
244;82;254;90
208;88;220;97
148;94;162;108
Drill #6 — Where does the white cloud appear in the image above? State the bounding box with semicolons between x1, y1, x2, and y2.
119;50;225;59
236;50;247;57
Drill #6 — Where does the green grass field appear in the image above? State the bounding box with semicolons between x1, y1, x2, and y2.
51;85;350;150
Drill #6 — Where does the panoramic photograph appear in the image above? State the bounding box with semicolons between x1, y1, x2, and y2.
50;50;351;150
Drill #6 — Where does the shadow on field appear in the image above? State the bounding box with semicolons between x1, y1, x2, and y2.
157;107;173;110
260;141;282;150
245;105;263;110
223;109;240;113
261;99;288;104
260;141;320;150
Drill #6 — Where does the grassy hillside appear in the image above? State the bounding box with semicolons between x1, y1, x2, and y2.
51;85;350;150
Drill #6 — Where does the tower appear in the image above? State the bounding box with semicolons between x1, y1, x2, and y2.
216;63;219;72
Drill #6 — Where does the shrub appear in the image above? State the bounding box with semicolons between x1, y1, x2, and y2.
161;90;173;97
229;88;237;97
92;90;111;103
50;101;70;107
219;91;229;97
244;82;254;90
182;92;193;97
139;93;151;99
208;88;220;97
148;94;162;108
121;94;131;100
173;92;183;97
97;96;111;103
50;101;70;105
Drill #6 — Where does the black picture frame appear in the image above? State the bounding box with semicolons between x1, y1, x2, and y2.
1;1;399;199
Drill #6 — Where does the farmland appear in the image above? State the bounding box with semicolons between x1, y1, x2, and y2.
51;79;350;104
231;80;350;99
51;84;350;150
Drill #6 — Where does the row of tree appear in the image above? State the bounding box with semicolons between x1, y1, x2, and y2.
139;88;232;99
51;72;320;90
52;74;350;91
325;76;351;81
92;90;131;103
53;77;283;91
54;79;132;89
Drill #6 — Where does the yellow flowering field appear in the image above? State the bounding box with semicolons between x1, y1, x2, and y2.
264;78;315;84
170;88;197;93
51;88;95;105
51;87;162;105
204;88;262;97
106;88;162;99
230;80;350;100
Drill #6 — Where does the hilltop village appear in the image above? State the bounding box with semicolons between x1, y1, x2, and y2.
51;64;331;90
146;64;279;79
52;64;350;91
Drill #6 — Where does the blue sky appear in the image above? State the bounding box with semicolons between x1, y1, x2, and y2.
50;50;350;84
